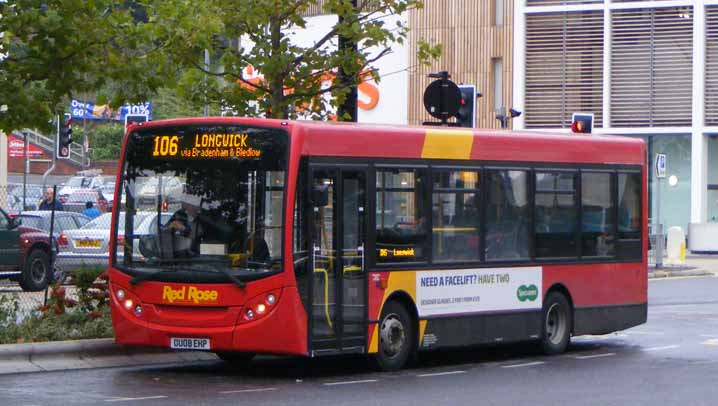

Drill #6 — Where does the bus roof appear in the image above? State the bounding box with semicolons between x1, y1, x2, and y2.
130;117;646;166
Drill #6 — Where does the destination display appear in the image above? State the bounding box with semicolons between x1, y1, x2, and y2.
151;132;263;159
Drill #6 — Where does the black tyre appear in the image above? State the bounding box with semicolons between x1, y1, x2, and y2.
19;249;51;292
540;291;572;355
216;351;256;366
375;301;415;371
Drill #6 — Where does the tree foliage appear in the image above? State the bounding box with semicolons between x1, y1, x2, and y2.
0;0;441;135
158;0;441;119
0;0;176;133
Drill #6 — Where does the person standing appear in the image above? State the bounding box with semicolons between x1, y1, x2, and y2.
82;201;101;219
39;187;63;211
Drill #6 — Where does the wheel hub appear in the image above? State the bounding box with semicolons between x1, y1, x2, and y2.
380;314;405;358
545;303;566;345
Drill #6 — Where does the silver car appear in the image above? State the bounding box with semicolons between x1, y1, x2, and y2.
55;211;171;275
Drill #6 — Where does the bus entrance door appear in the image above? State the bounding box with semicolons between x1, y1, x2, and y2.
310;167;367;355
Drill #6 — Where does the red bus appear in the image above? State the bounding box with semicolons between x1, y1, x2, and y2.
109;117;647;370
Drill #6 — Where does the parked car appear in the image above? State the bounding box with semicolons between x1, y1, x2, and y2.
0;207;56;291
137;176;184;206
57;175;106;203
56;211;172;275
63;189;109;214
13;211;91;236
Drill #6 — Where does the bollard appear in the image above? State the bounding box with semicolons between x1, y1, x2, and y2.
665;226;686;266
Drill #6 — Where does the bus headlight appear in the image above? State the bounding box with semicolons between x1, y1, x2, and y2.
134;305;143;316
241;289;281;323
124;299;133;310
117;289;125;300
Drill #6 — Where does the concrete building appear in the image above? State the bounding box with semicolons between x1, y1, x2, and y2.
512;1;718;250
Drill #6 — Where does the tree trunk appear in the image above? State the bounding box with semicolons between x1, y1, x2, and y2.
268;15;288;119
337;0;358;122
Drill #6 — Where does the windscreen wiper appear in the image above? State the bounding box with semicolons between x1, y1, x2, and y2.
129;264;246;289
129;268;176;285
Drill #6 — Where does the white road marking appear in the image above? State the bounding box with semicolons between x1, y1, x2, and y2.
104;396;168;402
643;345;680;352
575;352;616;359
699;334;718;338
501;361;545;368
417;370;467;377
323;379;378;386
220;388;278;394
627;331;666;336
702;339;718;346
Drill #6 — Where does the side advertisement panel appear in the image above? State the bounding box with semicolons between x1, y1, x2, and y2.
415;267;542;317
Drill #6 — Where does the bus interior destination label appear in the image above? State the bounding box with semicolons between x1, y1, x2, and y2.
152;133;262;159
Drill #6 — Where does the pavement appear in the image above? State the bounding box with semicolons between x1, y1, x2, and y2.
648;253;718;279
0;253;716;376
0;338;217;375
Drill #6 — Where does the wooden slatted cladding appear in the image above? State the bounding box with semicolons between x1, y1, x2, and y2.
611;7;693;127
407;1;514;128
526;0;600;6
707;6;718;127
524;11;603;129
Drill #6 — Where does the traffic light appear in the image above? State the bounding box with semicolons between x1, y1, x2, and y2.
571;112;593;134
456;85;476;128
57;113;72;159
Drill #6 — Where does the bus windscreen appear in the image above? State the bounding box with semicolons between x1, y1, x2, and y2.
115;124;288;283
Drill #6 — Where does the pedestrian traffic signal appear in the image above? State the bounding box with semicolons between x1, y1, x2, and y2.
57;113;73;159
456;85;476;128
571;112;593;134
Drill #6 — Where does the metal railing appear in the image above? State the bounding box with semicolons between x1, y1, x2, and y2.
12;129;84;166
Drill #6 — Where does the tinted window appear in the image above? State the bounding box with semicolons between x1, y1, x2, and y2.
432;170;480;262
582;172;615;257
0;211;8;229
535;172;577;258
19;216;44;231
376;169;428;263
618;173;641;239
486;170;529;261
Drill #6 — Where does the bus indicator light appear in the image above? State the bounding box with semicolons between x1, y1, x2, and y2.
571;112;593;134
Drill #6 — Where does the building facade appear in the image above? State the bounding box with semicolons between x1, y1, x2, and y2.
513;0;718;247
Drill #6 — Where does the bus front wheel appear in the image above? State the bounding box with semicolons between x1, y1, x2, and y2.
375;301;415;371
540;291;572;355
216;351;255;366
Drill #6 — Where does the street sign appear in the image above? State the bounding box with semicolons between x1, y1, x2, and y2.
655;154;667;179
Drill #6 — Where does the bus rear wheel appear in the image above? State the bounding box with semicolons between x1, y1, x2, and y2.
540;291;572;355
375;301;415;371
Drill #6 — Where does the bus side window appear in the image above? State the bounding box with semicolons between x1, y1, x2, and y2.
375;169;428;263
616;172;642;260
581;172;615;257
485;170;529;261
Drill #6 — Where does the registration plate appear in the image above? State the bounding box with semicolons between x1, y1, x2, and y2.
75;239;101;248
170;337;211;350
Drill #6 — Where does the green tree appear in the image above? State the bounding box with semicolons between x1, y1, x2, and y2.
1;0;441;134
0;0;176;134
155;0;441;120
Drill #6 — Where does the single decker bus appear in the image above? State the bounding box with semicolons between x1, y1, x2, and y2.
109;117;647;370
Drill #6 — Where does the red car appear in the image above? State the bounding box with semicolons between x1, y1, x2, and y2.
0;209;89;291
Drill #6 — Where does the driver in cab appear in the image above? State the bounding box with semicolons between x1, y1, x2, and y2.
167;193;204;257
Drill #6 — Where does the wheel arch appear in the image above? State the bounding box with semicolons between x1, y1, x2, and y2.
22;242;51;266
383;290;419;347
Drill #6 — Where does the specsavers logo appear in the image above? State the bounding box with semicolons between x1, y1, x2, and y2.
162;286;219;304
516;284;539;302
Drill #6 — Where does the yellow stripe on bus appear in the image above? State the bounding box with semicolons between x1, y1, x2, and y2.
421;129;474;160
